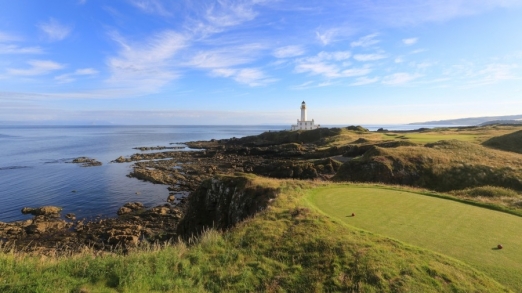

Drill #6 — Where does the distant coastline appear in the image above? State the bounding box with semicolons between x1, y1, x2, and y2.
410;114;522;126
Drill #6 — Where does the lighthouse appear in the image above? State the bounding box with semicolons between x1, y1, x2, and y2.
291;101;320;131
301;101;307;121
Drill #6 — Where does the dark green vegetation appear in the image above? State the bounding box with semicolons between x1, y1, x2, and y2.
308;185;522;291
0;177;510;292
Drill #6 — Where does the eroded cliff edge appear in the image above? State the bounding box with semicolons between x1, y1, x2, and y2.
177;175;278;239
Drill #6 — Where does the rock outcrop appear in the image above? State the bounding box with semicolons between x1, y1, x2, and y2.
71;157;102;167
177;175;278;239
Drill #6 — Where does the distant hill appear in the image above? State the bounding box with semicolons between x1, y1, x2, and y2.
410;114;522;126
479;120;522;126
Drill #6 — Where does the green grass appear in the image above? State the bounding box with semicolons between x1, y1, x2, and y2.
307;184;522;291
0;178;510;292
386;133;478;143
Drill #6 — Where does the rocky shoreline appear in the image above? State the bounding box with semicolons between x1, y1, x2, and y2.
0;127;369;255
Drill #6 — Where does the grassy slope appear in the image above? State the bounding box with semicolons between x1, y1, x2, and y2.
0;178;509;293
307;185;522;291
483;130;522;154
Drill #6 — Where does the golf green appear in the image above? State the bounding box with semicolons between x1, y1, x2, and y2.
307;185;522;291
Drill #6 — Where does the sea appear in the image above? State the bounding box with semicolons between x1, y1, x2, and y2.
0;124;438;222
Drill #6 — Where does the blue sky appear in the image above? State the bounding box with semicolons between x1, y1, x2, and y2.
1;0;522;125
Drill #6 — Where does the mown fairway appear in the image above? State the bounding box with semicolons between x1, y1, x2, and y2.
307;185;522;291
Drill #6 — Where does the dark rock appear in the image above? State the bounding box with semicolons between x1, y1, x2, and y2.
71;157;102;167
65;213;76;220
21;206;62;216
117;202;144;215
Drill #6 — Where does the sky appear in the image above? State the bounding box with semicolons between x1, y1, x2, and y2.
1;0;522;125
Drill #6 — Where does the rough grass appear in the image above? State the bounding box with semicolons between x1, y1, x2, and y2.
483;129;522;154
307;184;522;291
334;139;522;194
0;178;509;292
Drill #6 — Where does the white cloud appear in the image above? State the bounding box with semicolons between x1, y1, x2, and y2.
351;76;379;86
317;51;351;61
205;1;257;27
38;18;72;41
341;67;372;77
473;63;519;85
295;61;340;78
0;44;43;54
353;53;387;61
273;45;305;58
187;44;262;69
234;68;274;86
294;50;371;78
55;68;98;83
107;30;187;89
395;57;404;63
128;0;172;16
402;37;418;45
351;33;380;47
382;72;422;85
410;49;427;54
0;32;20;42
211;67;275;86
7;60;65;76
315;26;356;46
361;0;522;26
316;29;337;46
211;68;236;77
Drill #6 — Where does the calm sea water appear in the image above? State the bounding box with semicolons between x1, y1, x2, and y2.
0;124;437;222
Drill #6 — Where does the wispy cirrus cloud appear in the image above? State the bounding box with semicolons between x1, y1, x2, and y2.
185;0;264;36
402;37;418;45
382;72;422;85
0;44;43;54
127;0;172;16
295;51;371;78
444;61;521;86
55;68;98;83
351;76;379;86
211;67;276;86
315;26;356;46
0;32;20;42
106;30;187;89
351;33;380;47
38;18;72;42
7;60;65;76
273;45;305;58
359;0;522;26
353;53;387;61
186;43;264;68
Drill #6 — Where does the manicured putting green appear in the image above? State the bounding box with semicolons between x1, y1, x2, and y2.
307;185;522;291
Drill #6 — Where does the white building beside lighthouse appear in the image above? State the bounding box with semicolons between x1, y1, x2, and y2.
291;101;320;131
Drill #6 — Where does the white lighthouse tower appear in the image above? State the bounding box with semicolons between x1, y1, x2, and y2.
291;101;320;131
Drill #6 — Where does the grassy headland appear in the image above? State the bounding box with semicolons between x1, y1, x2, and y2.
0;176;511;292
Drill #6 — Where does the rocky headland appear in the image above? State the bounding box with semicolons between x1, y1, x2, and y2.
4;125;522;255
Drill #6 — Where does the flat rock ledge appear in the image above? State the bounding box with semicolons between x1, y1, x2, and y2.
71;157;102;167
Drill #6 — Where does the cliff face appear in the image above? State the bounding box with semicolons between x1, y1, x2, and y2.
177;175;278;238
